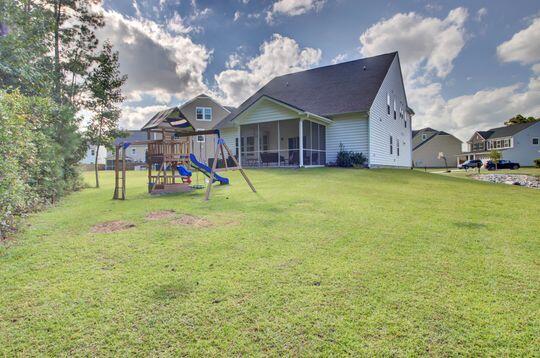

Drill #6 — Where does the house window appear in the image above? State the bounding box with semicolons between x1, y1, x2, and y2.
397;140;400;156
246;136;255;152
393;99;397;119
533;137;539;145
91;149;95;156
196;107;212;121
422;133;427;141
387;93;391;115
404;119;407;128
196;135;205;143
390;135;393;154
235;137;239;157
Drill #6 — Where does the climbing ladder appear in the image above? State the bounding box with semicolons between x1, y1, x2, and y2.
113;145;127;200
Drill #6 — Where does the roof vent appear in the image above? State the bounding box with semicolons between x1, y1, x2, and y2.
285;82;289;87
363;66;367;71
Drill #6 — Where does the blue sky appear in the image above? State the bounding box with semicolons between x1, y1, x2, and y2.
96;0;540;140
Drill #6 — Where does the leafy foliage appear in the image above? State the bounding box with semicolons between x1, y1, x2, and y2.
534;158;540;168
504;114;538;126
336;143;367;168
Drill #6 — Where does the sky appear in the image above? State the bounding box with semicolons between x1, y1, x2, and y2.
93;0;540;141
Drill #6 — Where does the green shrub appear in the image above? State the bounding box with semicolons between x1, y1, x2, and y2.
534;158;540;168
336;143;367;168
0;91;84;238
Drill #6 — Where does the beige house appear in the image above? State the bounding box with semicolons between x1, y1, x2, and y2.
412;128;462;168
174;94;235;165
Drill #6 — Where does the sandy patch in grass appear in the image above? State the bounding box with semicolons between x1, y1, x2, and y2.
91;221;135;233
146;210;176;220
172;214;213;228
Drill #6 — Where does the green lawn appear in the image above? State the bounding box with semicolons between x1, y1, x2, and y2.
1;169;539;355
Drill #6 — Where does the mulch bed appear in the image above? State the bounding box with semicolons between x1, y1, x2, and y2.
172;214;213;228
91;221;135;233
146;210;177;220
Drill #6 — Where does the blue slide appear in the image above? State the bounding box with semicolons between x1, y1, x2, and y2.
189;153;229;185
177;165;192;177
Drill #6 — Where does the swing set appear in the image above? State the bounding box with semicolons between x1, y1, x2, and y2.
112;106;256;201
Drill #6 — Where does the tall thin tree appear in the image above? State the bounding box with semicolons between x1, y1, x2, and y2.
86;41;127;188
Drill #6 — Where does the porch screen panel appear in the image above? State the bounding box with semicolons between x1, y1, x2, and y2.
259;121;279;166
303;120;312;166
240;124;259;167
278;119;299;166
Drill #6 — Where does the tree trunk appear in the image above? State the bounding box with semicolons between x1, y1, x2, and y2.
94;144;100;188
53;1;61;104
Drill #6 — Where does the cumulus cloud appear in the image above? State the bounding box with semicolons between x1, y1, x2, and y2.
331;53;348;64
497;17;540;66
360;7;468;80
266;0;326;23
95;8;211;106
476;7;487;22
119;105;169;129
357;7;539;140
234;11;241;22
214;34;322;105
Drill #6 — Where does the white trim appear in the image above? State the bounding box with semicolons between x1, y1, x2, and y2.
196;107;212;121
299;119;304;167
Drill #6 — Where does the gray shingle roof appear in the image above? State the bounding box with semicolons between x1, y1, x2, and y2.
113;130;148;146
218;52;398;127
480;121;539;139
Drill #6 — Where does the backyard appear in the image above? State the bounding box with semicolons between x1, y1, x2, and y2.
1;169;539;355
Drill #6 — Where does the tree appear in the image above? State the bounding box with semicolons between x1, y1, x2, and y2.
85;42;127;188
489;150;502;170
504;114;538;126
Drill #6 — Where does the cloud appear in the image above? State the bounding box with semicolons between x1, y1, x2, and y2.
214;34;322;105
266;0;326;23
234;11;241;22
331;53;348;64
119;105;169;129
497;17;540;66
167;12;193;34
475;7;487;22
94;8;211;106
360;7;468;80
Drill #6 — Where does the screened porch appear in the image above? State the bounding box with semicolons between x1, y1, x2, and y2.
238;119;326;167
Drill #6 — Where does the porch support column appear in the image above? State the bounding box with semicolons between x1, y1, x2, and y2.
299;119;304;167
237;125;241;166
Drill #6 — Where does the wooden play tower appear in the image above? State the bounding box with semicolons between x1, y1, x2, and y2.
112;106;255;201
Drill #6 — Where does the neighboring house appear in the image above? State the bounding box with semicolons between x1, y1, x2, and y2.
80;145;107;165
458;121;540;166
105;130;148;169
215;52;413;168
412;127;462;168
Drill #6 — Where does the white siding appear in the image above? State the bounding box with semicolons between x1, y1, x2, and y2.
80;145;107;164
326;113;369;164
220;127;238;155
368;55;412;167
236;98;298;125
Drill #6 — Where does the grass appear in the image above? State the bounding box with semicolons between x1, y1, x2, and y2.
1;168;539;356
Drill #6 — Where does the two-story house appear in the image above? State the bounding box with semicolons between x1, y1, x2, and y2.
458;121;540;166
412;127;462;167
215;52;414;168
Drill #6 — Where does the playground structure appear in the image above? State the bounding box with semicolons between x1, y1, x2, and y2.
112;106;256;201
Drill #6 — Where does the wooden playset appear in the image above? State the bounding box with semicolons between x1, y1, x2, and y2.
112;106;255;201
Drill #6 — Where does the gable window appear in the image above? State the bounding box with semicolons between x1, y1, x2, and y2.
533;137;539;145
387;93;391;115
393;99;397;119
404;119;407;128
422;133;427;141
91;149;95;156
389;135;393;154
196;107;212;121
196;135;205;143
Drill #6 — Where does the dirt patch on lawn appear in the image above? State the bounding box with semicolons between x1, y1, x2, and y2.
172;214;213;228
91;221;135;233
146;210;176;220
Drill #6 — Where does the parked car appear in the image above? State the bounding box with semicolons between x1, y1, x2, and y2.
458;159;483;169
485;160;520;170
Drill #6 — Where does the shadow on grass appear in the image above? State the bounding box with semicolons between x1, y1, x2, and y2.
453;221;487;230
152;280;194;300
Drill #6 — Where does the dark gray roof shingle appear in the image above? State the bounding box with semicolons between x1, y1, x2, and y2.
113;130;148;146
218;52;398;127
481;121;539;139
